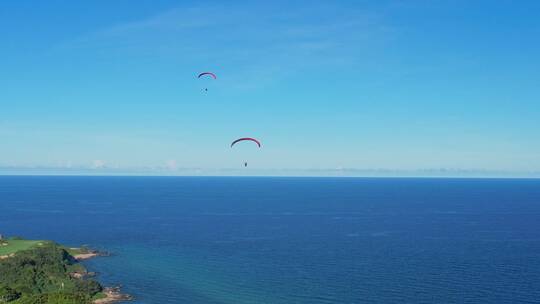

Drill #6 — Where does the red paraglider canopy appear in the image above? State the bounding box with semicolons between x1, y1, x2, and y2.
198;72;217;79
231;138;261;148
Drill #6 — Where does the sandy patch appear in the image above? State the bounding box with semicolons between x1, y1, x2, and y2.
0;253;15;259
74;252;99;260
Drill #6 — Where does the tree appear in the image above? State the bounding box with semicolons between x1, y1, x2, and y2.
0;285;20;302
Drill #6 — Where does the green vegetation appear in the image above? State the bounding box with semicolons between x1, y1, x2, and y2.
0;241;103;303
0;239;50;256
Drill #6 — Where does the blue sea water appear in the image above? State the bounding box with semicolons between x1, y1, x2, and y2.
1;176;540;303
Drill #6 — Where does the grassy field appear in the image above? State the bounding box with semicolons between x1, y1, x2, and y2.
0;237;90;258
0;239;50;256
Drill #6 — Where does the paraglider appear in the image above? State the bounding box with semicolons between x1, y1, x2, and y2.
231;138;261;167
198;72;217;79
230;137;262;148
197;72;217;92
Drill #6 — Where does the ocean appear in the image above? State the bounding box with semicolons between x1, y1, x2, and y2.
1;176;539;303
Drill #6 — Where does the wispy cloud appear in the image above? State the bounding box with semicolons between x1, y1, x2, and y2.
165;159;178;170
55;2;391;87
92;159;106;169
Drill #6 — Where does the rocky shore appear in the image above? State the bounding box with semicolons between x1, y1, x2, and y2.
72;249;132;304
94;287;134;304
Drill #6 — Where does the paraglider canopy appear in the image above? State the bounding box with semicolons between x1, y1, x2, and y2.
198;72;216;92
198;72;217;79
231;138;260;168
231;138;262;148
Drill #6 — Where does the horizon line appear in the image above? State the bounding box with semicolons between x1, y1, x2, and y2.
1;172;539;179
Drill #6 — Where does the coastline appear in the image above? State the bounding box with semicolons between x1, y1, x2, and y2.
0;239;132;303
71;248;133;304
94;287;134;304
74;252;100;261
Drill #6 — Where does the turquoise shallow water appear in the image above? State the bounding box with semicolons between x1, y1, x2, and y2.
1;176;540;303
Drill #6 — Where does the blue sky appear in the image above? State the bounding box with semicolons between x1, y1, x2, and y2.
1;0;539;176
